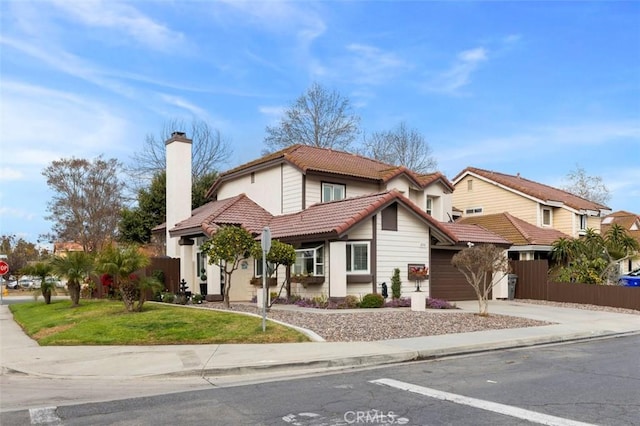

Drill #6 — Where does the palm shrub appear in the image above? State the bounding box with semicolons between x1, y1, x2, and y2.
391;268;402;299
22;261;55;304
51;251;94;307
95;244;158;312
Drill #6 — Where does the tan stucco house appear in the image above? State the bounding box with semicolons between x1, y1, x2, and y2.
601;210;640;274
157;134;511;302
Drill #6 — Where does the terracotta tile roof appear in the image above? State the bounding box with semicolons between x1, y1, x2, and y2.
169;194;273;237
53;241;84;253
453;167;610;212
267;190;458;243
458;212;569;246
441;222;512;246
207;144;453;197
601;210;640;245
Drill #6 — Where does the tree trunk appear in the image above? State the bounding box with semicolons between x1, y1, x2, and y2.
68;282;81;306
43;288;52;304
120;282;138;312
223;274;231;308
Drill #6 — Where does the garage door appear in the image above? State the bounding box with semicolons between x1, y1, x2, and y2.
430;249;477;301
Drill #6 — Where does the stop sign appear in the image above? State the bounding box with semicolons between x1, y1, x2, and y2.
0;261;9;275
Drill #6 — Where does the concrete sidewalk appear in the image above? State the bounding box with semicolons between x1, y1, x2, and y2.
1;300;638;380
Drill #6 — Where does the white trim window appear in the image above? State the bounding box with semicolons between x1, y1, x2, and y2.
542;208;552;226
294;245;324;276
322;182;345;202
346;242;370;274
465;207;483;215
254;259;275;277
426;197;433;216
578;214;587;231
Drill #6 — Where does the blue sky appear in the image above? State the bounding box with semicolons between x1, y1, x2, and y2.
1;0;639;245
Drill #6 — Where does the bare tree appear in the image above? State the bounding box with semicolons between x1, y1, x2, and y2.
561;164;611;205
451;244;509;316
127;118;232;189
362;122;437;173
43;156;124;252
263;82;361;153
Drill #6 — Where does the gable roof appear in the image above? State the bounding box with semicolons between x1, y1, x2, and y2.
439;222;512;246
601;210;640;244
206;144;453;198
458;212;569;246
452;167;610;212
169;194;273;238
267;190;457;244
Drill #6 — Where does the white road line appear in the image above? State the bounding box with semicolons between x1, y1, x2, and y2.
370;378;596;426
29;406;62;425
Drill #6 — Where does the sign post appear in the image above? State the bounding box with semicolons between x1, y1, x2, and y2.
0;258;8;305
261;227;271;332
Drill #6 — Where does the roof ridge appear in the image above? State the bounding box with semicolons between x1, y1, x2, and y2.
503;212;535;243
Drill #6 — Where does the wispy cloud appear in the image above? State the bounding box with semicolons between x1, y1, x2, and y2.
424;47;488;94
49;0;185;51
343;44;409;85
0;168;24;182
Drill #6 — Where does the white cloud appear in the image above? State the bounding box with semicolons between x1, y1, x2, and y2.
425;47;488;94
49;0;185;51
0;207;37;221
0;168;24;182
343;44;409;85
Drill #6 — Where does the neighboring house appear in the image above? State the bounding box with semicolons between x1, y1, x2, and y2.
452;167;611;238
158;135;512;302
601;210;640;274
53;242;84;257
457;212;570;261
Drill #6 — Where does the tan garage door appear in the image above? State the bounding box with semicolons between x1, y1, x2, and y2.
430;249;477;301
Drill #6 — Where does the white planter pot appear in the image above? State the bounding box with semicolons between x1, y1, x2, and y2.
410;292;426;312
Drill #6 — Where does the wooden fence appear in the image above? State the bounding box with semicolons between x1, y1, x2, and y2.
509;260;639;311
94;256;180;299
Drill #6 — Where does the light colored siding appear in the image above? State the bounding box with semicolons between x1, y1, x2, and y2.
453;176;538;224
347;219;373;240
376;208;430;298
385;176;411;194
217;166;283;215
305;174;380;207
425;182;452;222
282;164;303;214
587;216;602;234
347;284;372;299
552;208;574;236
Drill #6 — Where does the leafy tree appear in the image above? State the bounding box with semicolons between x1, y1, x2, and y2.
51;251;94;307
127;118;231;190
43;156;124;252
21;262;55;304
562;164;611;205
119;171;167;244
95;244;159;312
251;239;296;304
361;122;438;173
0;235;44;274
391;268;402;299
451;244;509;316
119;170;218;245
263;82;361;153
201;226;256;308
551;225;639;284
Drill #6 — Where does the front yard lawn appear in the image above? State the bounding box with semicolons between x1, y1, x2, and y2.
9;300;310;345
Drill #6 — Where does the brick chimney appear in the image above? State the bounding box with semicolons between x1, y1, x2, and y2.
165;131;192;258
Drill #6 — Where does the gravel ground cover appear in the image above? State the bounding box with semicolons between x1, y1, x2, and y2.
200;302;552;342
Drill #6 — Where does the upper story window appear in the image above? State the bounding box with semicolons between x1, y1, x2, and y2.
254;259;274;277
578;214;587;231
294;245;324;276
322;182;345;202
465;207;483;215
250;172;255;183
542;208;552;226
346;242;370;274
467;179;473;191
426;197;433;216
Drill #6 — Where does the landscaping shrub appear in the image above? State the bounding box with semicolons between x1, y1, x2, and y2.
384;297;411;308
162;292;175;303
391;268;402;299
343;295;360;309
359;293;384;308
427;298;456;309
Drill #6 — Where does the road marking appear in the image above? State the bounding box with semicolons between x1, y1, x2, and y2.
29;406;62;425
371;378;596;426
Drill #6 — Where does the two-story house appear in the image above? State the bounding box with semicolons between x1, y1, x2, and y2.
159;134;511;302
601;211;640;274
452;167;611;239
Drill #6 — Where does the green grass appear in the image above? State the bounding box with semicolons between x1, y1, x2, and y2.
9;300;310;345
